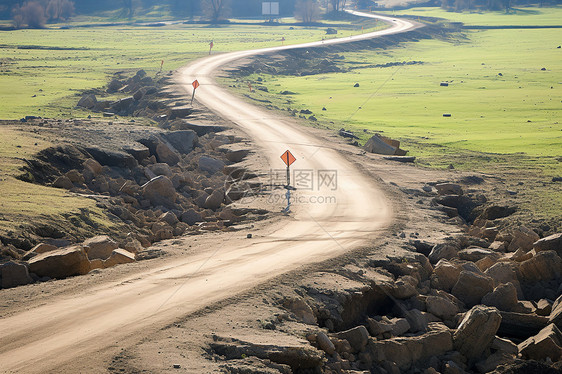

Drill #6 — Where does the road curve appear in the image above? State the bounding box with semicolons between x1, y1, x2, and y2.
0;12;418;373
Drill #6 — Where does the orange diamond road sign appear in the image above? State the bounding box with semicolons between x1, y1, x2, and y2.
281;150;296;167
192;80;200;89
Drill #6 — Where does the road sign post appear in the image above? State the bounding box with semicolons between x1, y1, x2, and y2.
280;150;296;213
191;79;200;105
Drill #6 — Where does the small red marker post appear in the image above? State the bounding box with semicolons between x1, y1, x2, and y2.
281;36;285;45
191;79;200;105
160;59;164;72
209;41;214;55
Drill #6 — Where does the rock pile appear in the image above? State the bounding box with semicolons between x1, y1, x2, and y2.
207;180;561;373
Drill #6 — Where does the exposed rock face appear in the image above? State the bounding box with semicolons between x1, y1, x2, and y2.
451;271;494;307
204;189;225;210
28;246;91;279
368;323;453;370
83;235;118;260
518;323;562;361
141;176;177;207
1;261;33;288
453;305;502;360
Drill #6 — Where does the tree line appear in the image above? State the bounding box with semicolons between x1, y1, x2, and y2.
2;0;356;27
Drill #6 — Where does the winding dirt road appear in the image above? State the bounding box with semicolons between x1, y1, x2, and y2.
0;12;417;373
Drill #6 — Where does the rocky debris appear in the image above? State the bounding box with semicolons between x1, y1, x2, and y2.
1;261;33;288
83;235;118;260
316;332;336;355
28;246;91;279
141;176;177;207
453;305;502;360
364;133;408;156
518;323;562;361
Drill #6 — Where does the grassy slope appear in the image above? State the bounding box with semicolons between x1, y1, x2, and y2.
225;7;561;218
0;20;381;119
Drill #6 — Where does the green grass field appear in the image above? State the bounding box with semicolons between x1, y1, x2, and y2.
224;7;561;218
0;19;383;119
382;6;562;26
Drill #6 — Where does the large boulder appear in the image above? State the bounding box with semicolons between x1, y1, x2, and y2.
77;93;97;109
508;226;540;252
85;146;137;169
316;332;335;355
432;259;461;291
155;141;180;166
83;158;102;175
141;176;177;207
1;261;33;288
83;235;118;260
429;242;459;264
28;246;91;279
180;209;203;226
481;282;518;311
333;325;369;352
364;134;397;155
518;323;562;361
162;130;198;154
367;323;453;370
518;250;562;283
458;247;497;262
534;233;562;254
103;249;136;268
282;297;316;325
451;270;494;307
435;183;463;196
548;294;562;329
204;189;225;210
453;305;502;360
198;156;225;174
426;295;459;320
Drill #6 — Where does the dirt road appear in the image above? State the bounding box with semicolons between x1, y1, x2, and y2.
0;13;417;373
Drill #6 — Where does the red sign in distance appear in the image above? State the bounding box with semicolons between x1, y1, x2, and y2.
192;80;200;89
